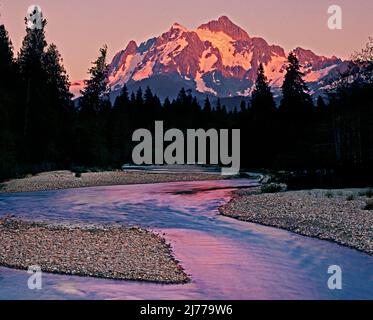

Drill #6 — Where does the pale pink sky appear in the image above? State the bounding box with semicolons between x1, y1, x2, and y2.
1;0;372;80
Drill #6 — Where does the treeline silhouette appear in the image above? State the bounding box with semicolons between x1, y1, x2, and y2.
0;17;372;186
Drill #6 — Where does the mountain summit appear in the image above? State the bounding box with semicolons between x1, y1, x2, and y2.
197;16;251;41
72;16;343;99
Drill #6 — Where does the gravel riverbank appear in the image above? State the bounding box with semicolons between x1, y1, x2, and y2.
220;188;373;255
0;218;189;283
0;170;225;193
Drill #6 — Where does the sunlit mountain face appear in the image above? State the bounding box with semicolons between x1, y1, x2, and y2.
71;16;347;102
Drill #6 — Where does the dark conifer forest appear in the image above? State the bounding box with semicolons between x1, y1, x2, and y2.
0;17;372;187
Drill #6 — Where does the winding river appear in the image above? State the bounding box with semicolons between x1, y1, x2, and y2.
0;179;373;300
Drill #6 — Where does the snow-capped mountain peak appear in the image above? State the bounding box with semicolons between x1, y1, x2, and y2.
71;16;344;100
170;22;189;32
197;16;251;41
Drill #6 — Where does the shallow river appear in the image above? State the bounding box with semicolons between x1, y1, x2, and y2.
0;179;372;300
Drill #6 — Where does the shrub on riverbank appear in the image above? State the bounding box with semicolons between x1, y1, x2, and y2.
261;183;287;194
366;189;373;198
346;194;355;201
364;199;373;211
325;191;334;198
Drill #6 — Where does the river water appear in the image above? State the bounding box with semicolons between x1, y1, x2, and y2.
0;179;372;300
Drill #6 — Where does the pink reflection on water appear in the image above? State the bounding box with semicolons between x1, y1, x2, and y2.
1;179;373;300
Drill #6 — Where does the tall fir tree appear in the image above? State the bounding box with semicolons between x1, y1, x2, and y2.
251;63;276;114
143;86;161;126
135;87;144;107
280;53;312;113
0;24;16;88
0;24;18;178
245;64;277;167
109;85;132;165
79;45;110;116
113;84;129;112
43;44;72;105
316;96;327;109
42;43;75;164
203;97;212;113
202;96;212;128
77;46;111;166
17;16;50;164
144;86;154;107
18;18;47;78
216;98;222;113
240;100;247;113
278;53;314;167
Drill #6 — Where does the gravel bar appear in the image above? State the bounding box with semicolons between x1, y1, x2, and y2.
220;189;373;255
0;218;189;283
0;170;225;193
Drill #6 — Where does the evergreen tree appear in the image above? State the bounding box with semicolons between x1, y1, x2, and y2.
143;86;157;127
222;105;228;116
163;97;172;125
77;46;111;166
18;18;47;78
240;100;247;113
316;96;327;109
17;15;50;164
191;96;202;125
278;53;313;167
202;97;212;128
113;84;129;112
245;64;277;167
216;98;222;113
176;87;188;106
251;63;276;114
177;88;194;127
43;44;72;105
144;86;154;106
163;97;171;110
109;85;132;165
42;43;75;163
203;97;212;113
135;87;144;107
0;24;17;178
79;45;109;116
214;98;227;128
130;92;136;104
280;53;312;113
0;24;16;88
329;39;373;170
